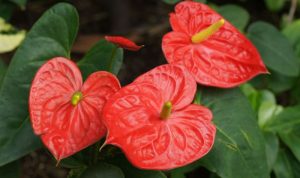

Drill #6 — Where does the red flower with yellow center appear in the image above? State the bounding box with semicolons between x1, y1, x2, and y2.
29;57;120;161
162;1;268;88
102;64;216;170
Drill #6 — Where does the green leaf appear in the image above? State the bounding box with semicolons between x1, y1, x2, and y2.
218;4;249;31
199;88;269;178
60;156;86;169
258;101;283;129
170;171;186;178
9;0;27;9
0;60;7;86
247;21;299;77
77;40;123;79
264;0;286;12
265;105;300;132
240;83;260;111
0;161;20;178
279;125;300;161
263;132;279;171
68;167;87;178
0;2;14;20
274;149;300;178
108;154;167;178
283;19;300;58
80;162;124;178
0;3;79;166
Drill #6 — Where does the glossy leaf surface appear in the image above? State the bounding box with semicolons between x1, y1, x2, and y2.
108;154;167;178
105;36;143;51
217;4;249;31
0;3;78;166
247;21;299;77
80;162;124;178
78;40;124;78
29;57;120;160
162;1;267;88
103;64;216;170
199;88;269;178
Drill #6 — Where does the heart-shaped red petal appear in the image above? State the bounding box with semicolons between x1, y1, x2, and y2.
29;57;120;160
162;1;268;88
134;64;196;110
103;64;215;170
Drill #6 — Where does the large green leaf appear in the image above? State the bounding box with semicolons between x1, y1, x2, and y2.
199;88;269;178
247;22;299;77
77;40;123;79
80;162;124;178
0;3;79;166
218;4;249;31
274;149;300;178
0;161;20;178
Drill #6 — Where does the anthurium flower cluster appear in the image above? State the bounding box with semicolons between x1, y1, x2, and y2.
29;0;268;171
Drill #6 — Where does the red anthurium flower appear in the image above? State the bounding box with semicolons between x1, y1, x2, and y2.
29;57;121;161
102;64;216;170
162;1;268;88
105;36;144;51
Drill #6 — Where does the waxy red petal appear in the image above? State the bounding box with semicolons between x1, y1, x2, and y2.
103;64;215;170
134;64;196;110
29;57;120;160
162;1;268;88
105;36;143;51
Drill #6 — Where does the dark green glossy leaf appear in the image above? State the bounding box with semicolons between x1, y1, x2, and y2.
274;149;300;178
77;40;123;79
264;132;279;171
80;162;124;178
199;88;269;178
0;3;78;166
218;4;249;31
247;22;299;77
0;161;20;178
60;156;86;169
108;154;167;178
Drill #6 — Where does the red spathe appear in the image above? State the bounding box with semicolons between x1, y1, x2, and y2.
162;1;268;88
29;57;121;161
